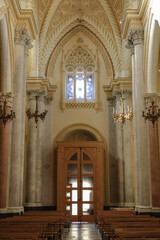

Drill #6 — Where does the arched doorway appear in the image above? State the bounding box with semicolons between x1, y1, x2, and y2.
57;141;103;222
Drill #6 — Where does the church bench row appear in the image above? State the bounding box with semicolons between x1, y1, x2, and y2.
0;211;70;239
96;210;160;239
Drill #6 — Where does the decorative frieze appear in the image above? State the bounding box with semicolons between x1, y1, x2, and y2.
64;102;95;109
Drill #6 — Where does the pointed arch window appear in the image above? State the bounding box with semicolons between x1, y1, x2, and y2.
66;66;94;101
63;46;98;109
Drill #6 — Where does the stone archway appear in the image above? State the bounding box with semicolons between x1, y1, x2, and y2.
52;124;109;208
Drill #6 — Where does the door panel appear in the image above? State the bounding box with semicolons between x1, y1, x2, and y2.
65;147;95;222
57;142;103;222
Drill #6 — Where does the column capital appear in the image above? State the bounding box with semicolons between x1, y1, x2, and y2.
44;95;53;105
126;28;144;53
144;93;160;108
15;28;32;48
114;91;122;101
0;92;14;107
27;89;46;100
26;89;52;104
107;96;115;106
131;29;144;45
121;90;132;99
24;37;33;55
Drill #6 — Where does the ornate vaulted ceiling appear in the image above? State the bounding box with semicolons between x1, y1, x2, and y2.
35;0;126;77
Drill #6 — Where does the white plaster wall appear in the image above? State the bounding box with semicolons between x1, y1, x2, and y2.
51;34;109;145
47;33;110;205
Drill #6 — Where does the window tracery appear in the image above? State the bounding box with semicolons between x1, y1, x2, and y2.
63;46;97;109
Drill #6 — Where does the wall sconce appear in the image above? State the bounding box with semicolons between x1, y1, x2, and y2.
112;97;133;126
142;101;160;127
26;95;48;128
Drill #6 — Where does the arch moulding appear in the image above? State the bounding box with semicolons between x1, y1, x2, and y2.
46;25;114;80
54;123;104;143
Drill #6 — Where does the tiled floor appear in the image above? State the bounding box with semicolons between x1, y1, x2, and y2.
63;223;102;240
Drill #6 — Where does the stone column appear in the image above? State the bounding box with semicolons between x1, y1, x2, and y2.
126;29;151;213
121;90;134;206
25;90;47;207
36;91;47;204
25;90;38;205
19;36;32;207
9;29;31;213
41;96;52;206
107;96;119;204
0;93;13;210
144;93;160;209
114;91;125;205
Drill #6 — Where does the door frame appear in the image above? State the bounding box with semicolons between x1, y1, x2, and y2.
57;141;103;221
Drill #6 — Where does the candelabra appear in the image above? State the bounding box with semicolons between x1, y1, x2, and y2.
26;95;48;128
112;97;133;126
142;101;160;127
0;99;16;127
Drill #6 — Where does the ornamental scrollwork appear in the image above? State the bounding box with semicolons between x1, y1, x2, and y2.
65;46;95;69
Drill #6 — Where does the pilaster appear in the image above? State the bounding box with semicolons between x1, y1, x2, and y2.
126;29;151;213
9;28;32;213
144;93;160;209
0;93;13;210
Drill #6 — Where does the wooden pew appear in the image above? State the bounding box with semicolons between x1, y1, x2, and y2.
0;213;66;240
96;209;160;240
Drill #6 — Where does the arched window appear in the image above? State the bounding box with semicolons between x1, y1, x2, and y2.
66;65;95;101
63;46;97;109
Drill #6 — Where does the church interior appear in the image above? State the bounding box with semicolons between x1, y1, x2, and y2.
0;0;160;239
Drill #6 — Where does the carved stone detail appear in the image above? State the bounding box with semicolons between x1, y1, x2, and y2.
27;89;46;100
126;29;144;54
15;28;31;47
0;92;14;107
144;93;160;109
65;102;95;109
107;96;116;106
46;26;114;79
65;46;95;68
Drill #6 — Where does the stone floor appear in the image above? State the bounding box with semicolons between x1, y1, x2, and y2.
63;223;102;240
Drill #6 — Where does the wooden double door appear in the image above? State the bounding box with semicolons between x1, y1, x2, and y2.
57;142;103;222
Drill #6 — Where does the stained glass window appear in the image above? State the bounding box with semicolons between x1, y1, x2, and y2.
67;74;74;99
86;75;94;99
76;74;84;99
66;66;95;102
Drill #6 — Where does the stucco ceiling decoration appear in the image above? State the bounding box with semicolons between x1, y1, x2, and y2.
39;18;121;76
38;0;123;77
98;0;122;62
108;0;124;24
40;17;120;76
38;0;52;30
46;25;114;80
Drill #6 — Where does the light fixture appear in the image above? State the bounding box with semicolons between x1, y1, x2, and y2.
0;99;16;127
142;101;160;127
112;97;133;126
26;95;48;128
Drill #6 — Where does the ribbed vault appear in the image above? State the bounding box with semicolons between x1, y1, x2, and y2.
46;25;114;80
38;0;122;77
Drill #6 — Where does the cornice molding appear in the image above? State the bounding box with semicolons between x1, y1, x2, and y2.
7;0;37;39
103;77;132;97
26;77;57;97
122;0;148;39
122;9;143;39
